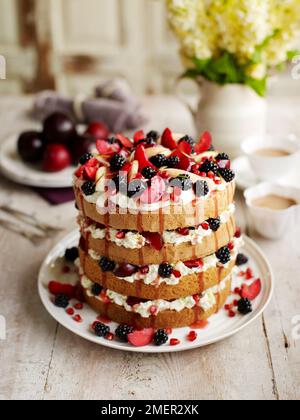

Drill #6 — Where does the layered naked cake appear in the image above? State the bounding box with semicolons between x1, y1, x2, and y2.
73;129;239;329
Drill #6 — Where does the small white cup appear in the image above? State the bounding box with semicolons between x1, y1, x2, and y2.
241;134;300;182
244;183;300;239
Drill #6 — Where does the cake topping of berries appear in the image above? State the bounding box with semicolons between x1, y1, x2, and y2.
54;293;69;308
150;154;167;168
216;246;231;265
79;153;94;165
64;247;79;262
238;298;253;315
99;257;116;272
110;154;126;171
141;166;157;179
115;324;134;342
219;168;235;183
207;218;221;232
91;283;103;296
236;253;249;266
158;263;173;278
93;322;110;338
199;159;219;175
153;329;169;346
170;174;193;191
81;181;96;196
194;180;209;197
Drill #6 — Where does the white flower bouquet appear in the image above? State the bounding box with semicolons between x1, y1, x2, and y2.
167;0;300;96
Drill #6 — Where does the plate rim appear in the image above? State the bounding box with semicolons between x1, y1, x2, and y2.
38;231;274;353
0;134;74;188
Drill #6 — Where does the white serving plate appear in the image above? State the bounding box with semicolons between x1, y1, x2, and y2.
38;231;274;353
0;134;74;188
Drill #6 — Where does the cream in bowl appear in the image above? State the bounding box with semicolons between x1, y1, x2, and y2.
241;135;300;182
244;183;300;239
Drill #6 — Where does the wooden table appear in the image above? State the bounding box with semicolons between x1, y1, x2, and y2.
0;95;299;401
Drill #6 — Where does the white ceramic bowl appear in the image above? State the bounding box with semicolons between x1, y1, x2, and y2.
244;183;300;239
241;135;300;182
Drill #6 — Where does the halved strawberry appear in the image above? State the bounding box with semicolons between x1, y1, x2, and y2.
83;166;98;181
142;232;163;251
139;176;166;204
178;140;193;155
161;128;177;150
96;139;121;156
169;150;191;171
194;131;212;154
134;144;155;171
134;130;145;144
241;279;262;301
48;281;76;299
184;259;203;269
116;134;133;149
85;157;99;167
127;328;155;347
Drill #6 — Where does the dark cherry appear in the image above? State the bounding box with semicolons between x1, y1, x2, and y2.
85;122;109;139
43;112;76;145
114;264;138;278
69;134;95;165
17;131;44;164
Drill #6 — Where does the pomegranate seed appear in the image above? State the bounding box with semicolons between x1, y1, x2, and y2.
235;228;242;238
116;231;126;239
233;300;239;307
201;222;209;230
140;265;150;275
200;172;207;177
228;310;236;318
73;314;83;323
214;179;222;185
225;304;233;311
150;305;158;315
246;268;254;280
238;271;245;277
177;227;189;236
187;331;197;342
66;308;74;316
74;303;83;310
172;270;181;278
207;171;215;179
228;242;234;251
160;171;169;179
166;328;173;335
234;287;241;295
106;333;114;341
170;338;180;346
92;321;98;330
193;294;200;303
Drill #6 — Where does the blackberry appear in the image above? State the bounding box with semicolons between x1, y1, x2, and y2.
110;154;126;171
127;179;147;198
199;159;219;175
142;166;157;179
158;263;173;278
215;153;229;161
79;153;93;165
54;293;69;309
153;329;169;346
99;257;116;272
115;324;134;342
166;156;180;168
216;246;231;265
179;135;195;147
94;322;110;338
91;283;103;296
236;253;249;267
238;298;253;315
219;168;235;183
207;218;221;232
170;175;193;191
193;180;209;197
147;131;160;141
65;247;79;262
150;154;167;168
81;181;95;196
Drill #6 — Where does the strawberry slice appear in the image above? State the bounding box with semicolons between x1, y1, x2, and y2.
241;279;262;301
142;232;163;251
96;139;121;155
127;328;155;347
134;130;145;144
161;128;177;150
178;140;193;155
83;166;98;181
139;176;166;204
134;144;156;171
184;259;203;269
194;131;212;154
116;134;133;149
48;281;76;299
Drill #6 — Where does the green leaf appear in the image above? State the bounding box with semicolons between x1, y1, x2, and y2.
245;77;267;97
287;50;299;60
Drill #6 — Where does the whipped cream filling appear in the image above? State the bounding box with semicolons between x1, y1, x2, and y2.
87;237;243;286
80;204;235;249
81;273;231;318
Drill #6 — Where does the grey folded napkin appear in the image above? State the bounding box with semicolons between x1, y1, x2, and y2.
32;78;148;133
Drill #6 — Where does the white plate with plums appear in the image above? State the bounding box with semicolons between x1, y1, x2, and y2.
0;113;109;188
38;230;274;353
